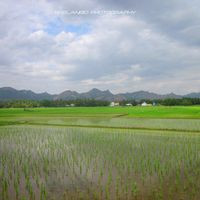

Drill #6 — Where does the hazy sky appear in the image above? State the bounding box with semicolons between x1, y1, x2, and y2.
0;0;200;94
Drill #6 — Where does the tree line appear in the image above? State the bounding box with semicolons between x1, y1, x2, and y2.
0;98;200;108
113;98;200;106
147;98;200;106
0;99;110;108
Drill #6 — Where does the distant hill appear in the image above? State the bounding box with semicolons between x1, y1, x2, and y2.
54;90;80;100
54;88;115;101
117;91;182;100
80;88;115;101
184;92;200;98
53;89;182;101
0;87;54;101
0;87;199;101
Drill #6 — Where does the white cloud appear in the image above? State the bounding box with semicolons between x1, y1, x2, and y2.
0;0;199;94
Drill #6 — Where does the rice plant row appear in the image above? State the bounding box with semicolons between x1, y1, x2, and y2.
0;126;200;200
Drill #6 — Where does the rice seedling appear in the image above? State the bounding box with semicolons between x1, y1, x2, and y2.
0;125;200;200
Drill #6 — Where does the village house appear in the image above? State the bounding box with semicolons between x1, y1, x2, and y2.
141;102;152;107
110;102;120;107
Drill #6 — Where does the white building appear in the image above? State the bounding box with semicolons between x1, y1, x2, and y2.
110;102;115;107
126;103;132;106
110;102;120;107
141;102;152;107
141;102;147;106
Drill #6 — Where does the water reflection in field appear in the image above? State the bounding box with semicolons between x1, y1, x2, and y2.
46;117;200;131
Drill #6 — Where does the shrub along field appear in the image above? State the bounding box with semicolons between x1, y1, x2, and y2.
0;106;200;200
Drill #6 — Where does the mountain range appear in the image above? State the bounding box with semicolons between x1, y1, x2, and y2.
0;87;199;101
